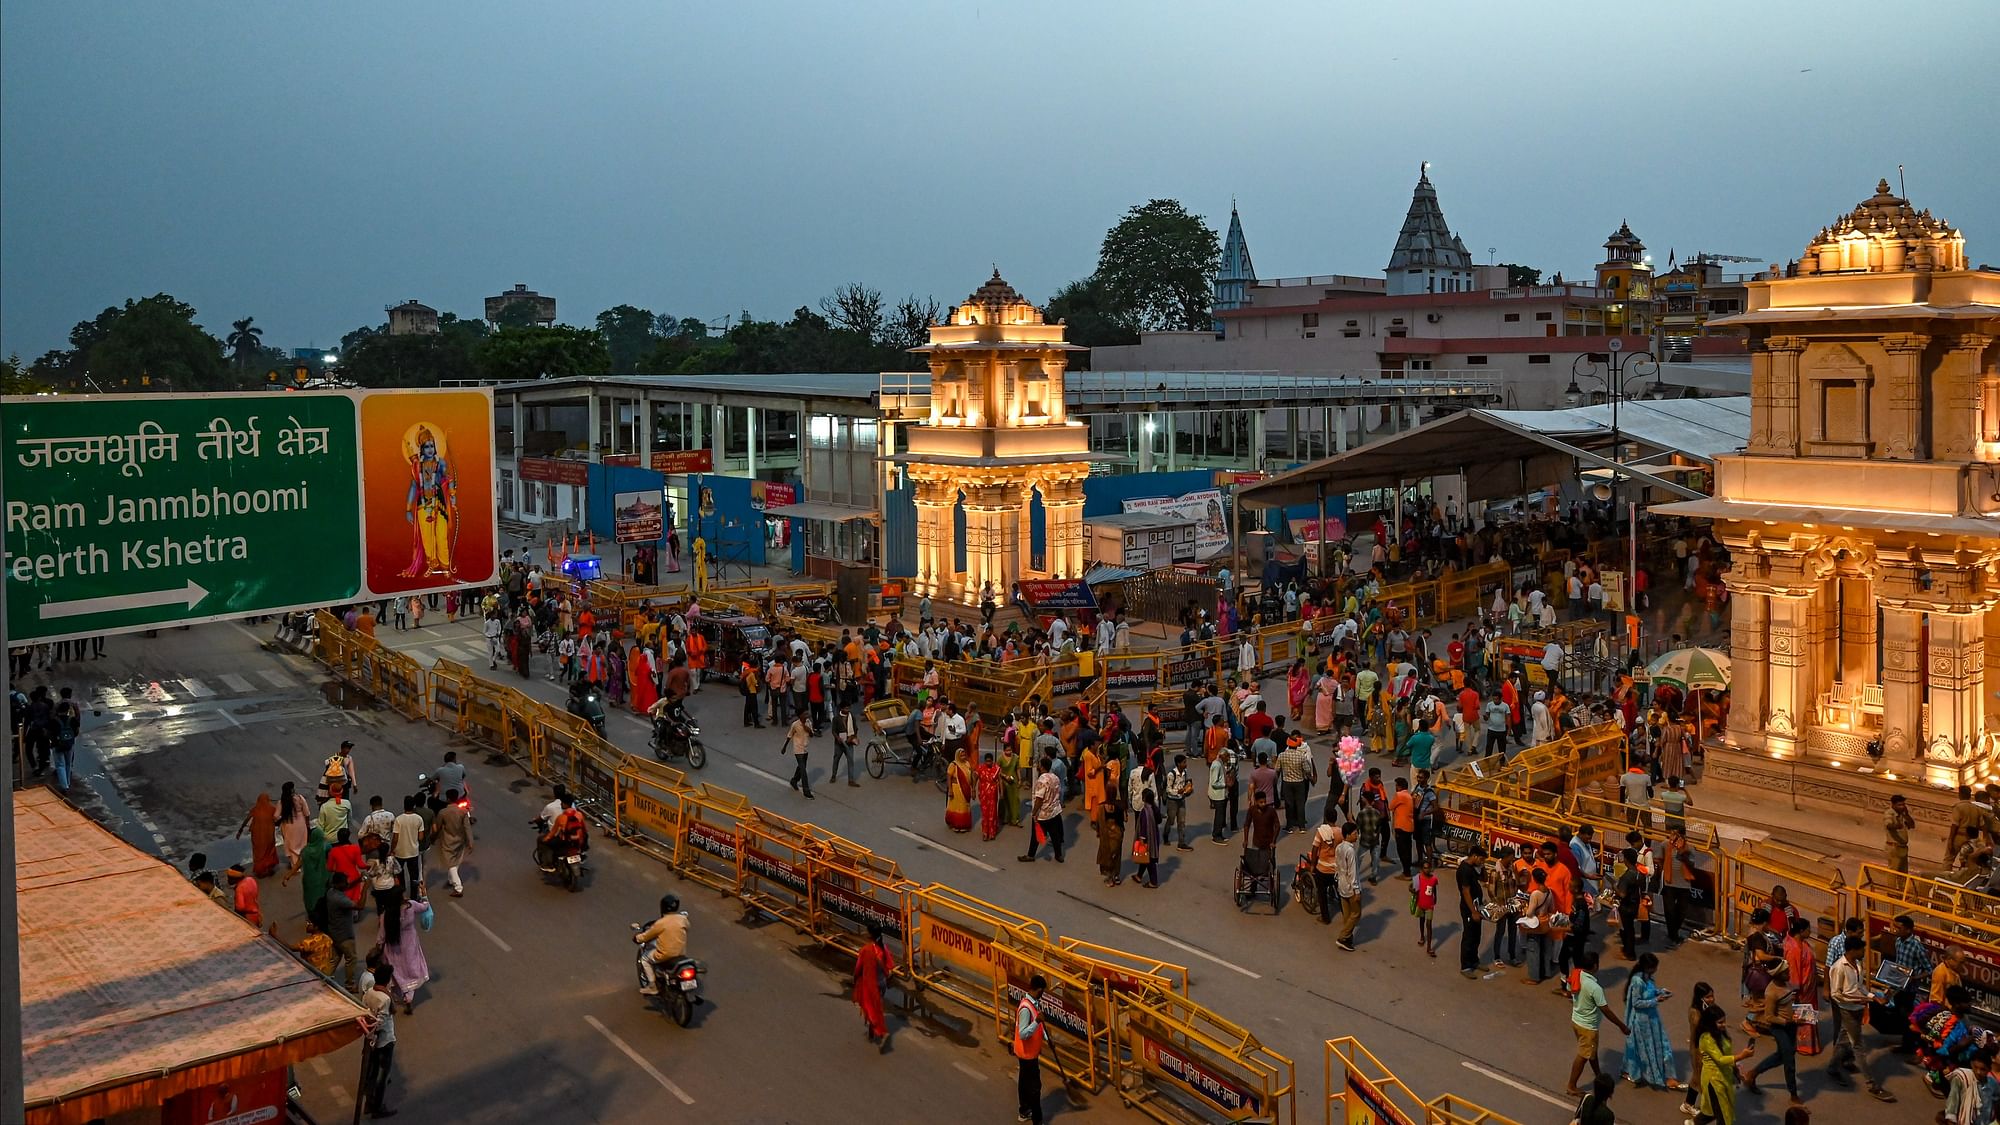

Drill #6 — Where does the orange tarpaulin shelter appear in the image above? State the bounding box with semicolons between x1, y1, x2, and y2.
15;789;367;1124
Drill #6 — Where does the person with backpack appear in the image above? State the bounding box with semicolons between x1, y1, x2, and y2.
49;686;82;790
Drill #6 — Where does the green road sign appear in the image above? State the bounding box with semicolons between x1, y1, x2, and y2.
3;389;497;644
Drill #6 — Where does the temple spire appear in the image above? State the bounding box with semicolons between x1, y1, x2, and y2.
1386;165;1474;295
1212;201;1257;333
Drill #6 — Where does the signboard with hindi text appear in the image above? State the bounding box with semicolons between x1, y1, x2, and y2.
3;389;496;643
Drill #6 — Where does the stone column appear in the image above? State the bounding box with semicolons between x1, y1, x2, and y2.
1759;336;1804;456
1042;479;1086;579
1838;575;1877;689
1928;610;1987;776
1935;334;1994;461
1764;592;1812;753
962;483;1012;605
1727;591;1768;745
1880;607;1925;764
1986;606;2000;734
911;477;951;595
1880;333;1931;460
1805;579;1835;711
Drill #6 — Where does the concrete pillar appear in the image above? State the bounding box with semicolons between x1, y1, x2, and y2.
1727;591;1768;745
636;394;652;460
1335;407;1350;453
1250;409;1266;471
1880;607;1925;763
512;398;524;459
745;406;759;477
587;387;602;459
709;404;724;470
1138;413;1155;473
1880;333;1929;460
1287;408;1299;461
1165;411;1178;472
1838;575;1877;689
1764;593;1812;753
1928;611;1987;777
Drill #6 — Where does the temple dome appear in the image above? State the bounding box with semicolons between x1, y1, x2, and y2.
1800;178;1966;275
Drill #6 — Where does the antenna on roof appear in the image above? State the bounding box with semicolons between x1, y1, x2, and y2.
1898;164;1907;198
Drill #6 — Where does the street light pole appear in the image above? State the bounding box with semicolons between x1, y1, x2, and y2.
1565;339;1660;647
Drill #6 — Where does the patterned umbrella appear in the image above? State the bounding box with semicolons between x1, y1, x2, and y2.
1646;646;1731;691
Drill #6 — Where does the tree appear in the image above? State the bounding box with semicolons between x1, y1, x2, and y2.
1044;276;1138;360
1094;199;1222;332
1;353;52;395
224;317;266;370
474;325;610;383
595;304;658;373
818;283;885;341
65;294;229;390
880;295;944;354
340;332;479;388
491;301;542;330
1504;263;1543;288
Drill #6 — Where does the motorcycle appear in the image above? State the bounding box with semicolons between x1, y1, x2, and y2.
631;921;704;1027
414;771;474;822
567;682;608;737
649;703;708;769
532;815;586;891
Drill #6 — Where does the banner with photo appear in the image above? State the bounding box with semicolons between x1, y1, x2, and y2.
1121;489;1229;560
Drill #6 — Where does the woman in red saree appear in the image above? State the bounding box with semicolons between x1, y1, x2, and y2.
975;752;1002;841
944;748;975;833
629;644;659;715
852;925;892;1047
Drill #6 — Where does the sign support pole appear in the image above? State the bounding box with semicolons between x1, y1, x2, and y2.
2;439;25;1124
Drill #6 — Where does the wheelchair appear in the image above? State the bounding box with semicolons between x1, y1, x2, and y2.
1232;845;1282;913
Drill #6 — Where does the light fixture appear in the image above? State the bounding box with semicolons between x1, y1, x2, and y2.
1563;380;1584;407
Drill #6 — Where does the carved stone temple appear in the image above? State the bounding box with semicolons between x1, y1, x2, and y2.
897;272;1095;603
1662;179;2000;814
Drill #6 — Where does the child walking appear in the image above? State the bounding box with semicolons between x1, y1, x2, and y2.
1413;858;1440;957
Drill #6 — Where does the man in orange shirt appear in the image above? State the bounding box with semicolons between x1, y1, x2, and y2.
1202;716;1230;763
1389;778;1417;878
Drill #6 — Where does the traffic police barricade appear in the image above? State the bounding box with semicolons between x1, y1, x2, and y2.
427;659;470;728
569;730;623;815
312;610;350;669
676;784;755;894
1108;987;1295;1124
1724;837;1848;943
458;675;511;749
1102;652;1163;696
735;809;829;932
346;634;379;697
808;839;915;964
374;647;429;721
611;757;690;866
1855;863;2000;1024
535;709;596;792
500;689;546;773
1424;1094;1527;1125
1324;1037;1421;1125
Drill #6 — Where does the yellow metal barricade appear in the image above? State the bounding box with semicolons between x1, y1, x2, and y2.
678;785;754;893
1725;838;1848;941
737;811;825;931
809;841;915;964
427;659;470;728
613;759;690;865
374;648;428;720
1324;1038;1421;1125
1110;987;1295;1124
459;676;511;749
1855;864;2000;1022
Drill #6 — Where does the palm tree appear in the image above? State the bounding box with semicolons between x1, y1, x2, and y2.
224;317;264;368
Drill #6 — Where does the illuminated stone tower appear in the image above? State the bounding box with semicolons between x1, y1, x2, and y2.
1594;221;1654;335
900;271;1093;602
1662;179;2000;805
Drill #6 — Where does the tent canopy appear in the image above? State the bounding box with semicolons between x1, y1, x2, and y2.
17;789;366;1124
1238;396;1750;512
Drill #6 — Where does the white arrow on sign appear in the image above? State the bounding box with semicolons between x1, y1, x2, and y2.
39;580;210;621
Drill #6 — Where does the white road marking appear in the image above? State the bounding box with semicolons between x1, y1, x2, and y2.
734;762;790;786
178;678;217;698
585;1015;696;1105
100;688;131;709
889;826;999;873
220;673;256;693
257;669;296;688
1458;1060;1575;1110
1104;916;1261;979
951;1061;990;1082
447;901;513;953
443;643;486;663
219;708;243;729
271;754;312;785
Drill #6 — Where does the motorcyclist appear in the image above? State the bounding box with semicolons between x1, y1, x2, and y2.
538;794;587;869
647;696;693;744
635;893;691;995
567;679;607;734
